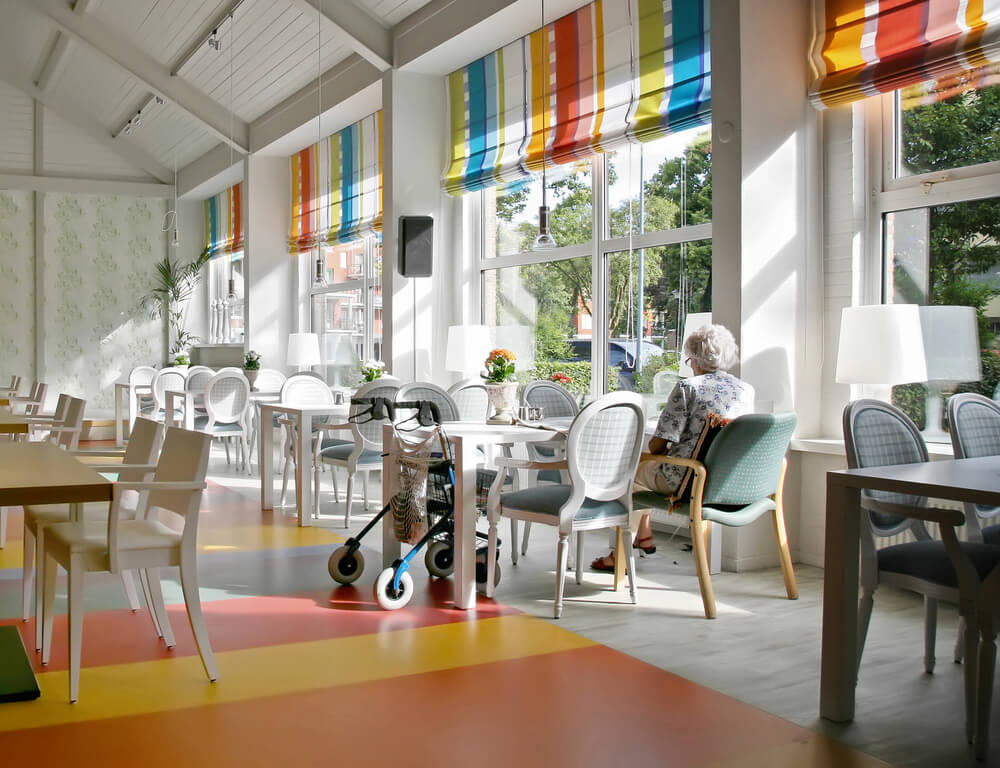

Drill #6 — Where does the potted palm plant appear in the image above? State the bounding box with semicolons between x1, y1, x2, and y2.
139;248;211;364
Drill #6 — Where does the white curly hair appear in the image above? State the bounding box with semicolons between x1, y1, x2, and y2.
684;323;739;372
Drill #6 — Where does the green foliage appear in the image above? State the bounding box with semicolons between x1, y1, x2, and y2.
173;354;190;367
954;348;1000;399
520;361;617;400
243;350;261;370
138;247;211;356
891;383;927;430
483;350;517;383
632;352;680;394
534;310;573;361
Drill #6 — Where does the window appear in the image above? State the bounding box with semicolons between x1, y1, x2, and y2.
207;253;244;344
480;128;713;411
308;235;382;386
876;76;1000;436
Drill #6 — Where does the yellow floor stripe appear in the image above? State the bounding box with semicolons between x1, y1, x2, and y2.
0;546;24;569
0;614;592;730
197;524;346;552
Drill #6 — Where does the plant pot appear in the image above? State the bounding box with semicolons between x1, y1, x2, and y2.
485;382;519;424
244;369;259;390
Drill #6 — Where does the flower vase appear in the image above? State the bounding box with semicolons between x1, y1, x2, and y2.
244;369;259;391
485;382;518;424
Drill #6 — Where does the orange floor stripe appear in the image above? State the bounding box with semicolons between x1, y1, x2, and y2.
5;582;517;672
0;645;887;767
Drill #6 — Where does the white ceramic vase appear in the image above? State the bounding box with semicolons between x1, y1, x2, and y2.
485;381;519;424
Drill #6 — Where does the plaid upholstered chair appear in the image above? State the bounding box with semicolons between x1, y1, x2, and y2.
948;393;1000;544
844;399;1000;675
448;379;490;421
395;382;461;422
195;370;251;474
517;380;579;556
633;412;798;619
485;391;646;618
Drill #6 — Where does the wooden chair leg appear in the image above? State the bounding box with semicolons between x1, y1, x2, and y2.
923;596;938;673
554;533;570;619
67;554;84;702
856;585;876;676
138;568;164;639
486;518;499;598
144;568;175;648
344;473;354;528
690;517;716;619
963;602;979;744
771;508;798;600
613;527;626;592
21;526;34;621
121;569;141;612
575;531;584;585
0;506;6;548
521;521;531;556
179;558;218;682
954;617;966;664
509;518;518;565
975;609;998;759
41;553;57;664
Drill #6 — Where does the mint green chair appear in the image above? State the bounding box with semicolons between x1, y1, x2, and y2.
633;412;799;619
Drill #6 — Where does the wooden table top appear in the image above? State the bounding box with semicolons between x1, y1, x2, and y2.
0;414;30;434
0;442;113;506
829;455;1000;507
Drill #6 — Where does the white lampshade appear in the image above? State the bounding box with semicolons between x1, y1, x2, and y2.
287;332;321;370
445;325;492;375
836;305;928;385
323;333;359;366
679;312;712;377
919;305;981;382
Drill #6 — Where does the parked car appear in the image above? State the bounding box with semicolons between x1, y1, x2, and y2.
565;338;669;390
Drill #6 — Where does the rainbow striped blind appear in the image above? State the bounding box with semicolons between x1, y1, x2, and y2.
809;0;1000;109
288;111;383;253
204;182;243;259
443;0;710;195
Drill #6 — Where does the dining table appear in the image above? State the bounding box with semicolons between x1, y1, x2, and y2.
821;455;1000;723
380;420;561;610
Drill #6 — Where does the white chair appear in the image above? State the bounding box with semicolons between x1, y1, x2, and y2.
277;372;339;508
314;378;401;527
195;370;252;474
254;368;286;394
128;366;157;429
448;379;490;421
0;374;22;395
22;417;164;651
396;381;461;422
9;381;47;416
184;366;215;408
26;393;69;442
485;391;646;618
41;426;217;702
518;380;579;556
29;395;85;451
144;367;188;421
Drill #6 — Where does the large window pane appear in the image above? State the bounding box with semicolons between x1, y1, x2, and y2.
482;256;603;399
604;240;712;413
312;288;363;386
884;196;1000;432
484;161;592;258
895;77;1000;178
607;127;712;238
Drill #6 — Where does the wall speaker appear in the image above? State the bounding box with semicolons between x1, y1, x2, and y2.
399;216;433;277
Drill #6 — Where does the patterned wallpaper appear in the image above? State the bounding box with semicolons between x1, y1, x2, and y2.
42;193;166;414
0;191;34;382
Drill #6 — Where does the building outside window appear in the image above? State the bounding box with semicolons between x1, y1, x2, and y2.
875;71;1000;436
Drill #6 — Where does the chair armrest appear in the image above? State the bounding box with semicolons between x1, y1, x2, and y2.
87;462;158;473
72;449;127;458
638;453;704;473
315;422;353;433
494;456;569;472
114;481;207;492
864;498;965;528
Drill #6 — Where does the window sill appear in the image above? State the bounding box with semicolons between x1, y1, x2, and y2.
790;437;955;458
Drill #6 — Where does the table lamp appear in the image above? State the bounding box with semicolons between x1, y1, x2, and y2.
919;305;981;441
324;333;359;387
445;325;492;378
287;332;321;373
836;304;928;389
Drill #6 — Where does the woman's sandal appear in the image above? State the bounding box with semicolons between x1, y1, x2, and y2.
634;536;656;555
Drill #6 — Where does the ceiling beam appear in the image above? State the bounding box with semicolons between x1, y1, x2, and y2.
34;0;94;93
177;142;244;199
18;0;250;153
285;0;392;71
0;71;173;183
0;172;173;197
393;0;519;70
169;0;246;76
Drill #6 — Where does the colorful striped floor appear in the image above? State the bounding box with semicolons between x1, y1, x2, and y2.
0;481;887;767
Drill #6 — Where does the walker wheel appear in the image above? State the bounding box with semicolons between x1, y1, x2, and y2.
328;546;364;585
424;540;454;578
374;567;414;610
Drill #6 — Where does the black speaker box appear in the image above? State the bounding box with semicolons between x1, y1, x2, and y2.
399;215;433;277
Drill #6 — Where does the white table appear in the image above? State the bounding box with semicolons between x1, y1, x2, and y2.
247;390;282;471
259;402;350;525
822;456;1000;723
113;380;152;447
380;421;560;610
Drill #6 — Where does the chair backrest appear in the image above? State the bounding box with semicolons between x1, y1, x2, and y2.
254;368;286;393
109;427;210;574
27;382;47;415
351;377;402;449
56;397;86;450
281;372;334;405
448;379;490;421
396;382;460;422
523;380;579;418
701;413;797;506
566;391;645;502
52;393;71;422
843;399;930;536
119;418;165;481
128;366;156;388
203;371;250;425
184;366;215;394
152;367;188;410
6;374;21;393
948;393;1000;538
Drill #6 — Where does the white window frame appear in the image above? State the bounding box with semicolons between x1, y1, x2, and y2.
478;148;713;400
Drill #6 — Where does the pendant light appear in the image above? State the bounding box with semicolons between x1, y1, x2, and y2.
533;0;556;251
313;0;328;288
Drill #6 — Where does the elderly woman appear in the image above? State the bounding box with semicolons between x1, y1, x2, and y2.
592;323;754;571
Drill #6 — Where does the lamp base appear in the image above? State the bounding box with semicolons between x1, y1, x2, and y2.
922;385;950;445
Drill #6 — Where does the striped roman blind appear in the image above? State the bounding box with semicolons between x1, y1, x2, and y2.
288;111;383;254
809;0;1000;109
204;182;243;259
443;0;710;196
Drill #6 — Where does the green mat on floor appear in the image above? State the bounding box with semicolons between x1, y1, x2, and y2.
0;625;40;702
